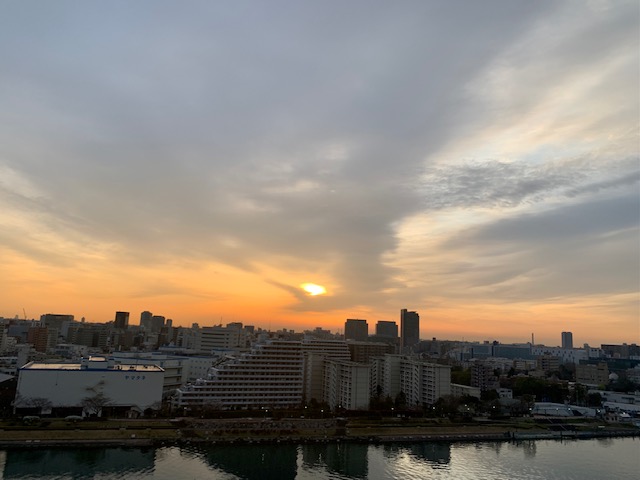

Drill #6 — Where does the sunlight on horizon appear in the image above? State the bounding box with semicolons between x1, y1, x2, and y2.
301;283;327;296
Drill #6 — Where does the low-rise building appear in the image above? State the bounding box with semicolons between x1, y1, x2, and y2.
15;356;164;417
450;383;481;399
497;388;513;399
576;362;609;386
536;355;560;373
531;346;592;365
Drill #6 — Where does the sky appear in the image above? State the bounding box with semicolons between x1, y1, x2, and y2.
1;1;638;346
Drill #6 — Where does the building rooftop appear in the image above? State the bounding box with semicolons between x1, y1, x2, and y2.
21;361;163;372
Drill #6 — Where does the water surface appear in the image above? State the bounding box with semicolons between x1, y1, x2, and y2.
0;437;637;479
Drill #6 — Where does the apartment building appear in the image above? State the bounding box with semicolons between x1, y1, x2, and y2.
301;339;350;403
323;359;370;410
371;354;451;406
173;339;304;410
400;358;451;407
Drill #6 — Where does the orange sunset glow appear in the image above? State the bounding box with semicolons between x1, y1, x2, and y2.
301;284;327;296
0;1;638;347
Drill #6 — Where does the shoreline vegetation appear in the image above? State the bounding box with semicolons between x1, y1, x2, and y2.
0;417;636;448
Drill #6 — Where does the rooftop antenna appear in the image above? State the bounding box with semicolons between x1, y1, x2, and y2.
531;333;534;345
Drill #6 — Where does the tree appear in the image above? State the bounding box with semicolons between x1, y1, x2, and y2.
369;389;393;411
433;395;460;418
512;377;569;403
451;367;471;386
81;393;111;417
481;389;499;402
14;395;52;414
29;397;53;414
571;383;588;406
587;392;603;408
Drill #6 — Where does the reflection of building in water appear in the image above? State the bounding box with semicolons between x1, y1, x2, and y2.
408;443;451;466
3;448;155;478
522;440;537;458
202;443;297;480
490;441;503;455
382;443;451;466
508;439;537;458
301;443;368;479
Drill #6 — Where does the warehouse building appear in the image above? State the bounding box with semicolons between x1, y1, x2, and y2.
15;356;164;417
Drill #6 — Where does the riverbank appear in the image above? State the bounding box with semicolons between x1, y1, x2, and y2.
0;417;636;448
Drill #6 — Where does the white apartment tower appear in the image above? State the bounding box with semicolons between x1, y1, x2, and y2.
372;354;451;407
301;339;351;403
400;358;451;406
323;359;370;410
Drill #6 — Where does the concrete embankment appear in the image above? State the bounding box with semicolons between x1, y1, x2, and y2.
0;418;636;449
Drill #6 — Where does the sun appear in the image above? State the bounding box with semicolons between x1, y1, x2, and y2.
301;283;327;296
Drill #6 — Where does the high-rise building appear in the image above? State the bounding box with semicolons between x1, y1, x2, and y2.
301;339;351;403
400;309;420;350
344;319;368;341
400;358;451;406
193;325;245;354
323;359;370;410
370;354;450;406
27;326;49;353
40;313;74;331
561;331;573;349
114;311;130;330
347;341;395;363
150;316;165;334
140;311;153;330
375;321;398;339
40;313;74;344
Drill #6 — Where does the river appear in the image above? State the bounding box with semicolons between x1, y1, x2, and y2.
0;437;637;479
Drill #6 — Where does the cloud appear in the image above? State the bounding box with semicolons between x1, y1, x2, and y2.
419;156;639;211
0;0;637;342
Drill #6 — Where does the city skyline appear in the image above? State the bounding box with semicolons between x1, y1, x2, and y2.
3;307;634;350
1;2;638;347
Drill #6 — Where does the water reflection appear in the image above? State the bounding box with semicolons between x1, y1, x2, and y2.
3;447;155;479
0;438;636;480
301;443;368;478
506;440;537;459
382;442;451;467
200;443;298;480
596;437;614;447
